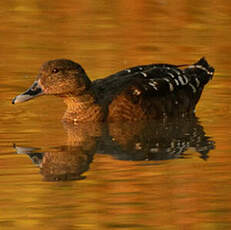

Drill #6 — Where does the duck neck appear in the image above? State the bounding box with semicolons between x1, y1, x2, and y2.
62;92;103;122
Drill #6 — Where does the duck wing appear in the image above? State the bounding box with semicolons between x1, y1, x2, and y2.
93;58;214;121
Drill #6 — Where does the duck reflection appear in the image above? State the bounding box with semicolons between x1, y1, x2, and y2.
14;123;101;181
15;145;94;181
105;117;214;161
14;116;215;181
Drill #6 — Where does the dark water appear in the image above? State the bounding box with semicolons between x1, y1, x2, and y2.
1;1;231;229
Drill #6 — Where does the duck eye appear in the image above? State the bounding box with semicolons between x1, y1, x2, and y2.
52;68;59;74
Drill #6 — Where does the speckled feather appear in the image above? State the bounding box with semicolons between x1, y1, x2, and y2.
91;57;214;121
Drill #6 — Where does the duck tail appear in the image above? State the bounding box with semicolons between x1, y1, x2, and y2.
194;57;215;77
183;57;215;87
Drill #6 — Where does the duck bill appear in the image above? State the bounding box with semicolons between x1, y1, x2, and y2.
12;80;44;104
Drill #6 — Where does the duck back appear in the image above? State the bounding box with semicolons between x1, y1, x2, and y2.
91;57;214;121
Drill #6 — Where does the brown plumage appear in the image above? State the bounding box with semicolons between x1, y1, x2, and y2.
12;57;214;122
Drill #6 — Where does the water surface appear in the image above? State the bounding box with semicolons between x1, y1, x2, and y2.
1;1;231;229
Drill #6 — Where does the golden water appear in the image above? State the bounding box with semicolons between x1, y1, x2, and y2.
1;0;231;229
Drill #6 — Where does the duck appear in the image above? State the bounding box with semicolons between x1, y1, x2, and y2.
12;57;214;122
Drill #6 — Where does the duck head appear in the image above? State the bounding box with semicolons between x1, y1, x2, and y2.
12;59;91;104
